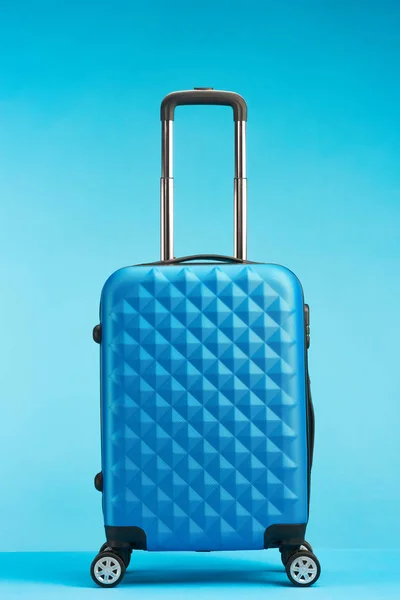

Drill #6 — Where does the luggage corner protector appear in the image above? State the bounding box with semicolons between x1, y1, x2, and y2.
264;524;307;549
105;526;147;550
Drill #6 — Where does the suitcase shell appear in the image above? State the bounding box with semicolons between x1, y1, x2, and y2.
100;261;310;551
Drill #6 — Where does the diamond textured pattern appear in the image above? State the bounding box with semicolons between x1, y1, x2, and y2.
100;263;308;551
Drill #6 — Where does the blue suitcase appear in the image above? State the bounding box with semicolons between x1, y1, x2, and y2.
91;89;320;588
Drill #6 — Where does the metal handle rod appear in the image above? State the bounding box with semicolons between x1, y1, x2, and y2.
234;120;247;261
161;120;174;262
160;109;247;261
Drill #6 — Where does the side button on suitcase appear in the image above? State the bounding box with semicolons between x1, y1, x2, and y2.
90;88;320;588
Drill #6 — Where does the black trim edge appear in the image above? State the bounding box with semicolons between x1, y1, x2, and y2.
304;302;315;502
138;254;256;267
307;374;315;471
264;524;307;549
105;526;147;550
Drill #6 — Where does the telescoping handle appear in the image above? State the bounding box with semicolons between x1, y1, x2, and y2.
160;88;248;261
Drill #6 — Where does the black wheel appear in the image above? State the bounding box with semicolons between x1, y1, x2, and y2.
91;551;126;588
280;541;313;566
301;541;313;553
280;548;290;567
285;551;321;587
99;543;131;568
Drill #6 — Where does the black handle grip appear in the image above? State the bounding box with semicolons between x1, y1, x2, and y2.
165;254;248;264
140;254;255;266
161;89;247;122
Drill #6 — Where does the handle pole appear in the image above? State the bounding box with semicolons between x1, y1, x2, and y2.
161;120;174;261
160;89;248;261
234;120;247;260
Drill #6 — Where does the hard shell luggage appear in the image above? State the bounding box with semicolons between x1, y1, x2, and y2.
91;88;321;588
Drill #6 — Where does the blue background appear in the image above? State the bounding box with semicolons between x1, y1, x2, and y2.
1;0;399;562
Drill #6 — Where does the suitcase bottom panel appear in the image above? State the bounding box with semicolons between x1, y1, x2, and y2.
104;523;308;552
